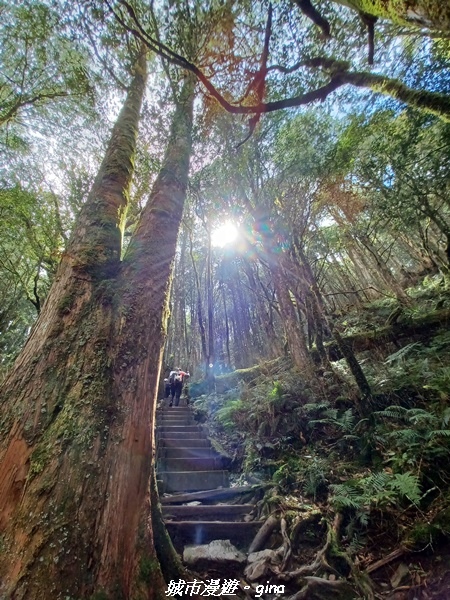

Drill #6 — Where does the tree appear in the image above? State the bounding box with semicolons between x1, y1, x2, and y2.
0;42;195;596
111;0;450;127
0;1;91;128
0;185;66;377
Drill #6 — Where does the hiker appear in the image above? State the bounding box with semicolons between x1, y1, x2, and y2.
163;378;171;398
169;368;190;406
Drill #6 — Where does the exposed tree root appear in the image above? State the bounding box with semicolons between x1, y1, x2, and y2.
248;514;279;553
286;576;355;600
280;517;292;571
281;514;374;600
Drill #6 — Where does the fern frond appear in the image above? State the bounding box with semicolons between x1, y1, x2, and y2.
428;430;450;438
303;402;330;413
374;405;408;420
384;342;420;364
390;472;421;505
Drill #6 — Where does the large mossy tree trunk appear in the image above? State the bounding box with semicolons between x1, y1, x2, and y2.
0;36;195;595
98;75;195;595
333;0;450;32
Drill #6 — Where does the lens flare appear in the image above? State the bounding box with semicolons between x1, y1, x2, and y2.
211;221;238;247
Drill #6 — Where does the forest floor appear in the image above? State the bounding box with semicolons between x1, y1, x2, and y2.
188;275;450;599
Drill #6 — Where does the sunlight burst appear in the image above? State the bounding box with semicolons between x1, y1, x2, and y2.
211;221;239;247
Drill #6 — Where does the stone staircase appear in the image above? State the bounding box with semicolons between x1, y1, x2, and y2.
156;405;263;551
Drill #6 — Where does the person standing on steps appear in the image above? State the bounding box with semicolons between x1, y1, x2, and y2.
169;367;190;406
163;377;171;399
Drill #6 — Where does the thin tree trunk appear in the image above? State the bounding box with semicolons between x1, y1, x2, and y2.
222;284;232;369
206;231;215;382
294;240;372;416
189;232;208;371
272;263;313;374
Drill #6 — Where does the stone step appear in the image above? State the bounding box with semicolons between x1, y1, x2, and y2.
159;431;209;440
157;425;202;433
159;470;229;492
161;485;257;504
160;408;191;414
162;457;222;471
162;447;217;459
165;520;263;546
158;417;192;424
158;411;192;417
160;439;211;448
162;504;254;521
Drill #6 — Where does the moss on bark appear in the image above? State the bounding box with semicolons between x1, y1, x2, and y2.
336;0;450;31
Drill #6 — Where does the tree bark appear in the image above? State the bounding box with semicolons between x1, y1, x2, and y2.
333;0;450;32
0;37;196;596
0;47;149;599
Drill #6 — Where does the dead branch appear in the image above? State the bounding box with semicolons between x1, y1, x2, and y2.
365;546;407;574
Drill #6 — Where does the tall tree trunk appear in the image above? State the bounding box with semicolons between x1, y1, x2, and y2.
189;232;208;371
221;284;232;369
0;48;149;598
0;38;195;596
244;262;282;359
97;73;195;596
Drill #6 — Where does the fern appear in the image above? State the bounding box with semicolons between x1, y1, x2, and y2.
428;430;450;438
374;406;408;419
216;399;244;431
384;342;421;364
391;473;421;505
303;401;331;413
330;471;422;513
330;483;363;510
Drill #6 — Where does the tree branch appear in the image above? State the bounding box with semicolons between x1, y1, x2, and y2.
293;0;331;38
107;1;450;122
341;70;450;120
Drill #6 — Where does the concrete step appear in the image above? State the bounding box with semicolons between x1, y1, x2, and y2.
162;447;217;459
162;457;222;471
160;408;191;414
161;485;259;504
162;504;254;521
157;425;202;433
160;470;229;492
159;431;209;440
160;439;211;448
158;414;192;421
158;418;192;424
166;520;263;546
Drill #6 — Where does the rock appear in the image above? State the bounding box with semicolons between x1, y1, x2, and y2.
245;548;283;581
247;548;282;564
183;540;246;571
